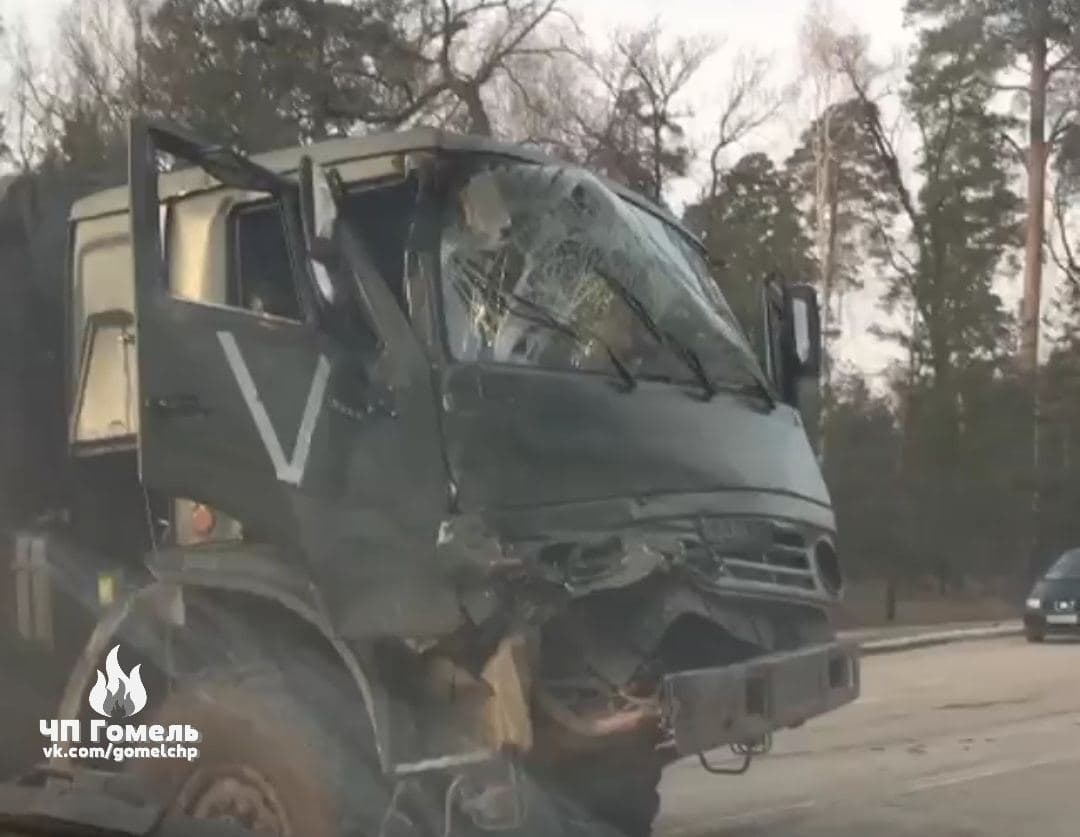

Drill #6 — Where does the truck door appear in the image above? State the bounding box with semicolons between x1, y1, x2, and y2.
129;120;454;637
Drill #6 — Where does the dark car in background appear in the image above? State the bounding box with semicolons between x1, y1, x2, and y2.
1024;549;1080;642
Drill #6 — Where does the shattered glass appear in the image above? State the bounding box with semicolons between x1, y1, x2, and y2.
439;159;766;389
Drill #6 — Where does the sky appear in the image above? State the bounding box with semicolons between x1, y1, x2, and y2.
0;0;1053;381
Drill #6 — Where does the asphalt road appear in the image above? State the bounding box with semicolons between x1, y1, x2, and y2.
655;635;1080;837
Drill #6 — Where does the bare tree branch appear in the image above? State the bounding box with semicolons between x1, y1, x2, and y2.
1049;178;1080;288
842;59;925;248
1048;107;1078;147
313;0;573;136
972;78;1034;94
1047;48;1079;79
707;51;783;198
1000;130;1027;163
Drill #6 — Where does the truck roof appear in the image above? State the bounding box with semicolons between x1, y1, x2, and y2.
70;127;699;246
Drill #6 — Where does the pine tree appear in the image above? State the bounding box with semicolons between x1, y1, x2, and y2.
682;152;817;364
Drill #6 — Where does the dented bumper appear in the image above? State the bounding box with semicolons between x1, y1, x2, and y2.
661;641;860;755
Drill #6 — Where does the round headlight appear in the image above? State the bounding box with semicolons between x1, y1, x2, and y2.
1025;597;1042;610
814;538;843;596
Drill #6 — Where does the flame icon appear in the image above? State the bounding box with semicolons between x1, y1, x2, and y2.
88;645;147;718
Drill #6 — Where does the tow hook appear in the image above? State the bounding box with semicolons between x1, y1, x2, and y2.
697;732;773;775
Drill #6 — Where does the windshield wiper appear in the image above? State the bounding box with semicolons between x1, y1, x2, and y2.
596;274;720;400
597;272;776;409
723;377;778;410
681;336;777;410
452;265;637;391
670;334;779;410
505;296;638;392
668;340;716;399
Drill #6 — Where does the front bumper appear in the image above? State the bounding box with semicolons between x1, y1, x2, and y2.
661;640;860;755
1025;611;1080;633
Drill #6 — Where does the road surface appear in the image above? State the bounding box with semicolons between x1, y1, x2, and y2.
656;635;1080;836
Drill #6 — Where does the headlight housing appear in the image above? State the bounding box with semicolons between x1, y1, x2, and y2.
1025;597;1042;610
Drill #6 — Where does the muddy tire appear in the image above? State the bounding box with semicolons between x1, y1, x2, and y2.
128;645;398;837
1025;628;1045;643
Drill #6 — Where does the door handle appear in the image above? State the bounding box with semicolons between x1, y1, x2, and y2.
146;394;210;417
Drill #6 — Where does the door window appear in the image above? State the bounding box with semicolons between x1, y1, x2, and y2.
230;203;302;321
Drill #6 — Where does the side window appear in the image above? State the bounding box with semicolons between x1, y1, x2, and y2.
340;178;417;315
230;203;302;321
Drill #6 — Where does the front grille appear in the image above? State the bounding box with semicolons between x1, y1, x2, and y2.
1050;599;1077;613
682;519;824;594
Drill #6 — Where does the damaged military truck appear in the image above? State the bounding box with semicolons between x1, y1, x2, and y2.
4;121;858;837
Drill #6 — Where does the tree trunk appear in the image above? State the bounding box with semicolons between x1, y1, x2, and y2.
454;81;493;137
813;106;836;463
129;0;145;113
1020;23;1048;375
652;118;663;203
1021;7;1049;594
310;0;328;140
819;162;841;460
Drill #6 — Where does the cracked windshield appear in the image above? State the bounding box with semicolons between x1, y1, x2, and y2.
440;159;764;392
1;0;1079;836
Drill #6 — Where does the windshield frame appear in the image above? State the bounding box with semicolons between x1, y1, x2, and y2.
430;152;771;392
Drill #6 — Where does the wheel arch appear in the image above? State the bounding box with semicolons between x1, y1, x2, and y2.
54;572;395;774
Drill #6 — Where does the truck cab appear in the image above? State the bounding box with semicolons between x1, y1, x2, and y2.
48;121;858;837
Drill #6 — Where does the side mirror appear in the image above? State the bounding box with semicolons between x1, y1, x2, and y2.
298;155;340;264
763;278;822;408
784;283;822;379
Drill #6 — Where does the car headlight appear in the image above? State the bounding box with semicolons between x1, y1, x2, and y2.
1026;597;1042;610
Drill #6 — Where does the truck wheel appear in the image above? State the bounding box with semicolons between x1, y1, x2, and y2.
1025;628;1045;643
128;646;406;837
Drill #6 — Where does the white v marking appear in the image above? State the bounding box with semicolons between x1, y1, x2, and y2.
217;331;331;486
